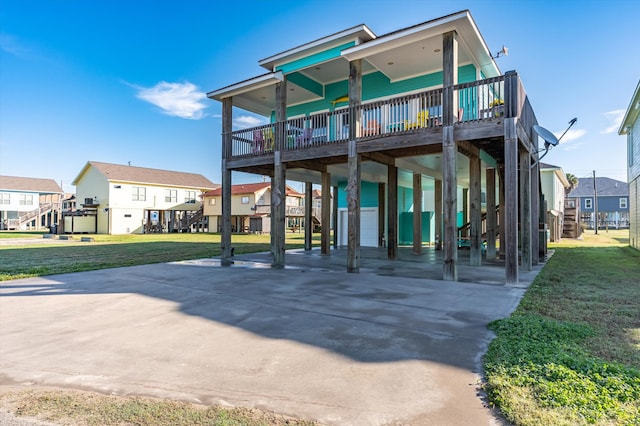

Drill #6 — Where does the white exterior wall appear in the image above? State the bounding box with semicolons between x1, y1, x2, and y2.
629;117;640;249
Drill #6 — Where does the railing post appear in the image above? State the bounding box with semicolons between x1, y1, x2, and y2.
504;70;519;119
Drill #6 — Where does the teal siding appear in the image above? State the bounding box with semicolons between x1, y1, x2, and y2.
287;72;323;97
285;64;477;118
399;211;433;244
337;181;379;208
276;42;356;74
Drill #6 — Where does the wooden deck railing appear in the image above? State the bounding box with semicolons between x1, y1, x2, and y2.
228;74;534;159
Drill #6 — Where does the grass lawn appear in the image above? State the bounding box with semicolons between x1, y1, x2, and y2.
0;231;313;281
483;230;640;425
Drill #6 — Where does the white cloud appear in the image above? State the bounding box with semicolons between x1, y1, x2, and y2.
601;109;625;134
234;115;266;128
135;81;207;119
553;128;586;144
0;33;31;57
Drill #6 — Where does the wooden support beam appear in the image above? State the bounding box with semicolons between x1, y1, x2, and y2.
531;162;540;265
434;179;443;250
520;149;532;271
378;183;386;247
442;31;459;126
304;181;312;251
347;59;362;273
321;172;331;255
387;165;398;260
461;188;469;238
347;140;361;272
413;173;422;254
221;97;233;266
332;185;338;249
498;165;506;260
443;126;457;280
486;168;497;260
271;80;287;268
504;118;519;284
469;154;482;266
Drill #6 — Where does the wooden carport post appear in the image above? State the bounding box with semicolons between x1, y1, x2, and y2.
304;181;312;251
387;166;398;259
504;118;519;284
520;149;532;271
413;173;422;254
442;30;458;281
221;97;233;266
485;168;497;260
531;161;540;265
434;179;442;249
347;59;362;273
321;172;331;255
271;80;287;268
469;150;482;266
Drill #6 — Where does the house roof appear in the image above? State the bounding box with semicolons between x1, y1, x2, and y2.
568;177;629;197
204;182;302;197
0;175;63;193
619;79;640;135
208;10;500;116
539;163;570;187
72;161;218;190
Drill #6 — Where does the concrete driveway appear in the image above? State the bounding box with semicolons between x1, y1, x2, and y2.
0;248;541;425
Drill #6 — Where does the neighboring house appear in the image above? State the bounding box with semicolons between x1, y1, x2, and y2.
619;80;640;250
0;175;63;231
203;182;305;233
539;163;571;241
568;177;629;230
70;161;218;234
208;10;546;283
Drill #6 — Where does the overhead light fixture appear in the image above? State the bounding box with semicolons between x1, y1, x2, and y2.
491;45;509;59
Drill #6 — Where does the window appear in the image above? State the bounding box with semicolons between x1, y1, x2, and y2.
0;192;9;204
165;189;177;203
132;186;146;201
19;194;33;205
620;198;627;209
209;198;216;206
241;196;250;204
185;191;197;203
585;198;593;209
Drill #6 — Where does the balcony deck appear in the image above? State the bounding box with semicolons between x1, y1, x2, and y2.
224;74;537;178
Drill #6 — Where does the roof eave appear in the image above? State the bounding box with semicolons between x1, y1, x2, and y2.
619;80;640;135
207;72;284;101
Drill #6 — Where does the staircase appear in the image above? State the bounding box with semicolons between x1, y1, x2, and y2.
13;203;56;230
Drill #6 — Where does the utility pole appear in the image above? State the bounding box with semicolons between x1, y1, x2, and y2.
593;170;598;235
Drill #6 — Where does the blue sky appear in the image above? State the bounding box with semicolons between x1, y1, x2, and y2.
1;0;638;192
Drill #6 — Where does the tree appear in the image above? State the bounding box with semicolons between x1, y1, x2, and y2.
565;173;578;196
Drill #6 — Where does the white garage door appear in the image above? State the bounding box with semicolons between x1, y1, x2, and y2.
339;208;378;247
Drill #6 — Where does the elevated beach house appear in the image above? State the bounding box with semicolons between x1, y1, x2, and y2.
208;10;544;283
0;175;63;231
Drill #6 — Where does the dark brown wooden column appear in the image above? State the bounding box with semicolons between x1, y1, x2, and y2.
378;183;386;247
413;173;422;254
504;118;519;284
321;172;331;255
271;80;287;268
387;165;398;260
469;153;482;266
442;30;458;280
347;59;362;273
434;179;442;249
304;181;312;251
498;166;506;259
486;168;497;260
520;149;532;271
221;97;233;266
332;185;338;249
531;162;540;265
